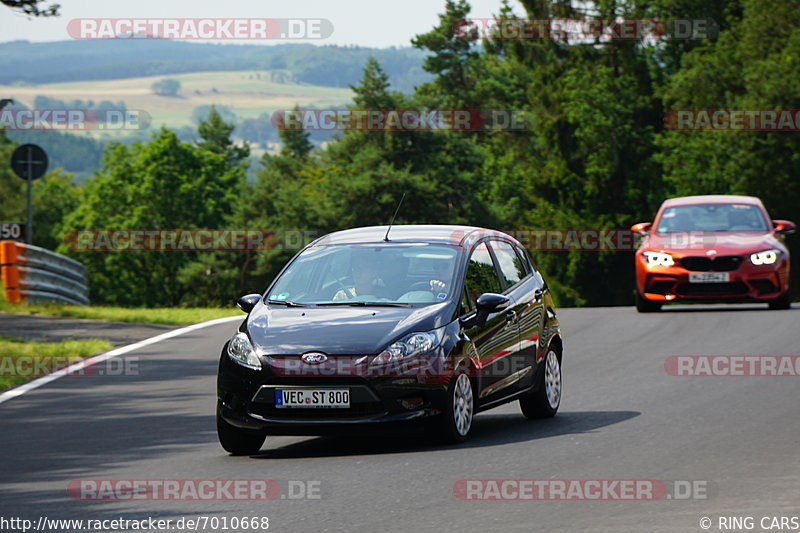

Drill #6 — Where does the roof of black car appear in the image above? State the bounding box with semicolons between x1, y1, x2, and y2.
310;225;516;248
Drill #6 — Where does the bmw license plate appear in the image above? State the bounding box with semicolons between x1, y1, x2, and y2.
274;388;350;408
689;272;730;283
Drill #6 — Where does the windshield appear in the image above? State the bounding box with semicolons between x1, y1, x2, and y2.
267;243;460;306
656;203;769;233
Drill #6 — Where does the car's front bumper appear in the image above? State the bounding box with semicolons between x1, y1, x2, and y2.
217;349;451;435
635;255;790;302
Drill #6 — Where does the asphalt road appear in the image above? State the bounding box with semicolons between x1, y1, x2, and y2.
0;304;798;533
0;313;174;345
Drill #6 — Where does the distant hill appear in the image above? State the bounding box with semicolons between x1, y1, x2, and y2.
4;69;354;135
2;69;355;179
0;40;431;180
0;40;431;93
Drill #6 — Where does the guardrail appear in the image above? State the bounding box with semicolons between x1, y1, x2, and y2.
0;241;89;306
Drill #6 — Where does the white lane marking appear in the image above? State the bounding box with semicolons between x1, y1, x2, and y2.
0;315;244;405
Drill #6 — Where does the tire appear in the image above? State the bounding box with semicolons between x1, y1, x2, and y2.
520;349;561;419
426;373;474;444
635;291;662;313
768;292;792;310
216;404;267;456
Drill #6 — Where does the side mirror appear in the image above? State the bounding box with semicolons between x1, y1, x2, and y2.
236;294;262;313
472;293;510;327
476;292;510;312
772;220;796;235
630;222;652;236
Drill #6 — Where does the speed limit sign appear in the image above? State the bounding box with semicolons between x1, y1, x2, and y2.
0;222;26;242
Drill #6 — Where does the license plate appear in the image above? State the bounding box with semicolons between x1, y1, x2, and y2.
689;272;730;283
274;388;350;408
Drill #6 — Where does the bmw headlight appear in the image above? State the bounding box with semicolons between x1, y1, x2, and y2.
227;332;261;370
750;249;780;265
371;326;446;366
643;251;675;267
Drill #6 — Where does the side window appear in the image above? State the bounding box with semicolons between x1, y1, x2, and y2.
490;240;527;289
513;245;532;275
465;242;502;307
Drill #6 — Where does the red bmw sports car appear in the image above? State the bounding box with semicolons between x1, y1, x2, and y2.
631;195;795;312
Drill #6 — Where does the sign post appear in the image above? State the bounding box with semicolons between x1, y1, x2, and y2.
10;144;48;245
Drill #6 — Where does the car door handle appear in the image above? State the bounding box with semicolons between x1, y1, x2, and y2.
505;310;517;323
533;288;544;301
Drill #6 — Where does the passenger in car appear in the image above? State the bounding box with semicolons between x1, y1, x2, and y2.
429;260;451;296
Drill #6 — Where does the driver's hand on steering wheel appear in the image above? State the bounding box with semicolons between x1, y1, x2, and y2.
333;287;357;300
430;279;446;293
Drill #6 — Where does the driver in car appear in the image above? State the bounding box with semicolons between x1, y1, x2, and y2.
332;260;384;300
332;255;453;301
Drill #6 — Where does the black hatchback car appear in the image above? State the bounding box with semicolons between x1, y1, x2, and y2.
217;225;563;455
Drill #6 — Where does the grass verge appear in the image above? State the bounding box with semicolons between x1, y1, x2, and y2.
0;299;242;325
0;337;114;390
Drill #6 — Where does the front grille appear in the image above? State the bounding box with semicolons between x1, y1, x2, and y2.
676;282;748;296
680;256;743;272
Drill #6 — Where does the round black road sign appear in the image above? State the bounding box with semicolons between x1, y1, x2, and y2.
11;144;48;181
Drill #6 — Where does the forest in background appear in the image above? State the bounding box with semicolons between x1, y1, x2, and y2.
1;0;798;308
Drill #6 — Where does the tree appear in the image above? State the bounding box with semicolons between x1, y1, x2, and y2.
0;129;24;221
151;78;181;97
196;105;250;166
1;0;58;16
657;0;800;293
32;170;79;250
60;129;245;306
411;0;480;108
276;105;313;159
192;104;236;125
351;58;394;109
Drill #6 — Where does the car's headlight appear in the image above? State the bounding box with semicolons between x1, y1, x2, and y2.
371;326;446;366
227;332;261;370
750;249;780;265
643;251;675;267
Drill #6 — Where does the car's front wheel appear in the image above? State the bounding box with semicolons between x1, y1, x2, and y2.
636;291;662;312
426;373;474;444
520;349;561;419
768;292;792;310
216;404;267;456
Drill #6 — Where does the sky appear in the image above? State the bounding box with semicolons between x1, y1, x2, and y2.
0;0;522;48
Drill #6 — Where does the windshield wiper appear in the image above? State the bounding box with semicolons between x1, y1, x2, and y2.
267;299;310;307
317;301;412;307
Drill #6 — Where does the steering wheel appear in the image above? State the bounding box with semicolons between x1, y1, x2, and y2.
407;281;433;292
329;275;352;297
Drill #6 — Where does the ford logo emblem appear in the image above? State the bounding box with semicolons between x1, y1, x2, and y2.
301;352;328;365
